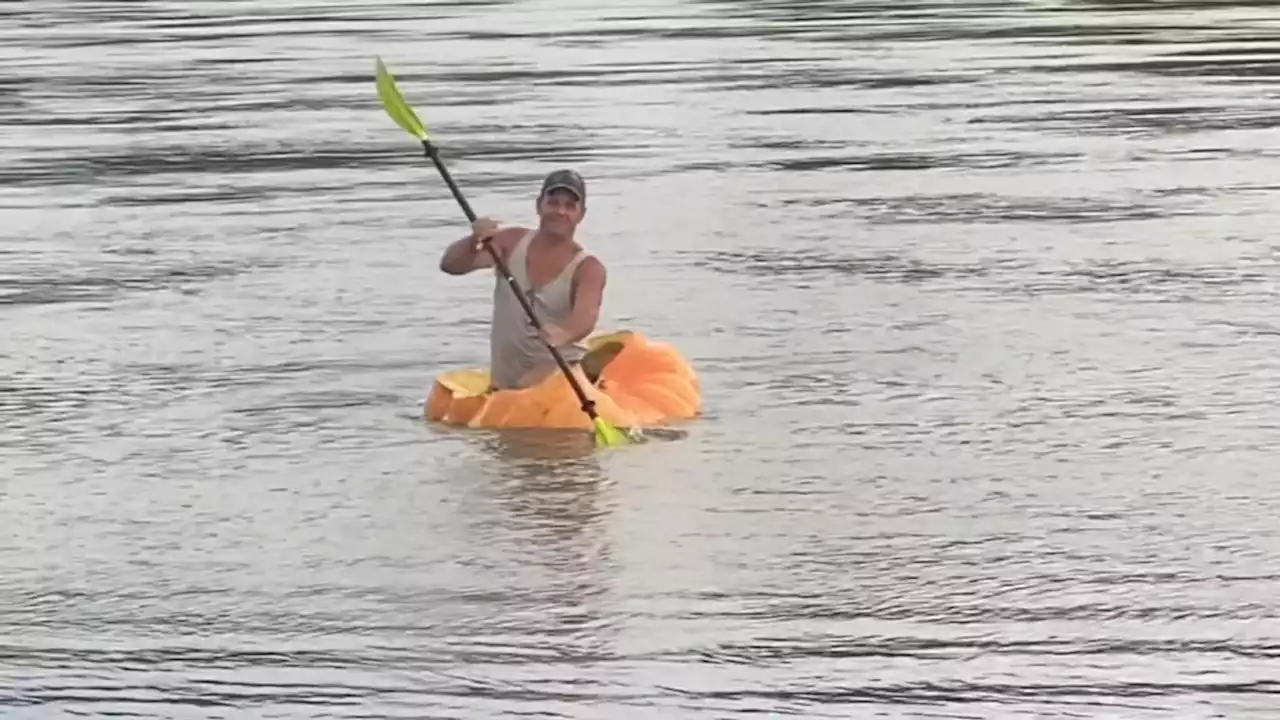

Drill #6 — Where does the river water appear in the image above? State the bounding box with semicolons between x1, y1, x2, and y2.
3;0;1279;717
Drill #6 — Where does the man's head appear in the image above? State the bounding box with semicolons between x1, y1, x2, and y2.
535;169;587;237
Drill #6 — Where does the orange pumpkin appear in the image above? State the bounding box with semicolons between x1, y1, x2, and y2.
424;330;701;430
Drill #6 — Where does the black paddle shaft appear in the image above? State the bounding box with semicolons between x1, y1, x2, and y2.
420;139;600;418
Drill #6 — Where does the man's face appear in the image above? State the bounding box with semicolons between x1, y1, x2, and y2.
537;188;585;232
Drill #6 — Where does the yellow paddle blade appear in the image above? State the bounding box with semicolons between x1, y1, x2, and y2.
593;418;632;447
375;56;429;141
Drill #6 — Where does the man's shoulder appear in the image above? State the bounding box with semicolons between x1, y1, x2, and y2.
495;225;532;242
574;253;606;284
491;225;533;255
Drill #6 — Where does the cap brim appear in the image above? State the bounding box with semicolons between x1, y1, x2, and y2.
542;184;583;200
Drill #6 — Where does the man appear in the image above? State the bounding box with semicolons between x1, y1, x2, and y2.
438;169;607;390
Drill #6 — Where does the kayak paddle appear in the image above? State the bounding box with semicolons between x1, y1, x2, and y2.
373;56;633;448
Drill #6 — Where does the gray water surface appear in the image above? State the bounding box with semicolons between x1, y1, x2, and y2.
4;0;1280;717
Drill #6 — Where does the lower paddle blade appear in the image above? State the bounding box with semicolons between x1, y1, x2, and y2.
375;57;429;141
593;418;632;447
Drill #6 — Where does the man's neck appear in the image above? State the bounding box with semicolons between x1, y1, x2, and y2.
536;227;575;246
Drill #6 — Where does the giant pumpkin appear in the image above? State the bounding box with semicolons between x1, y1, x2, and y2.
424;330;701;431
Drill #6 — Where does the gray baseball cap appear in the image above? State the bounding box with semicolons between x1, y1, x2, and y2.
539;169;586;202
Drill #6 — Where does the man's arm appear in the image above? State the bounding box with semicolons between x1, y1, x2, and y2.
546;257;607;345
439;224;522;275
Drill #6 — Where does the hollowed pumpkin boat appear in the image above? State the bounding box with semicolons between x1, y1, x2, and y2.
424;330;701;431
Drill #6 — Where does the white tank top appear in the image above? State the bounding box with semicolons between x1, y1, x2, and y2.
488;229;590;390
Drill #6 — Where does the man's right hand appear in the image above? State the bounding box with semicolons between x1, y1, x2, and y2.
440;216;506;275
471;217;500;251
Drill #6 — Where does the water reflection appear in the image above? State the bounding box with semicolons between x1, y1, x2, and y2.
477;427;602;464
462;429;621;675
